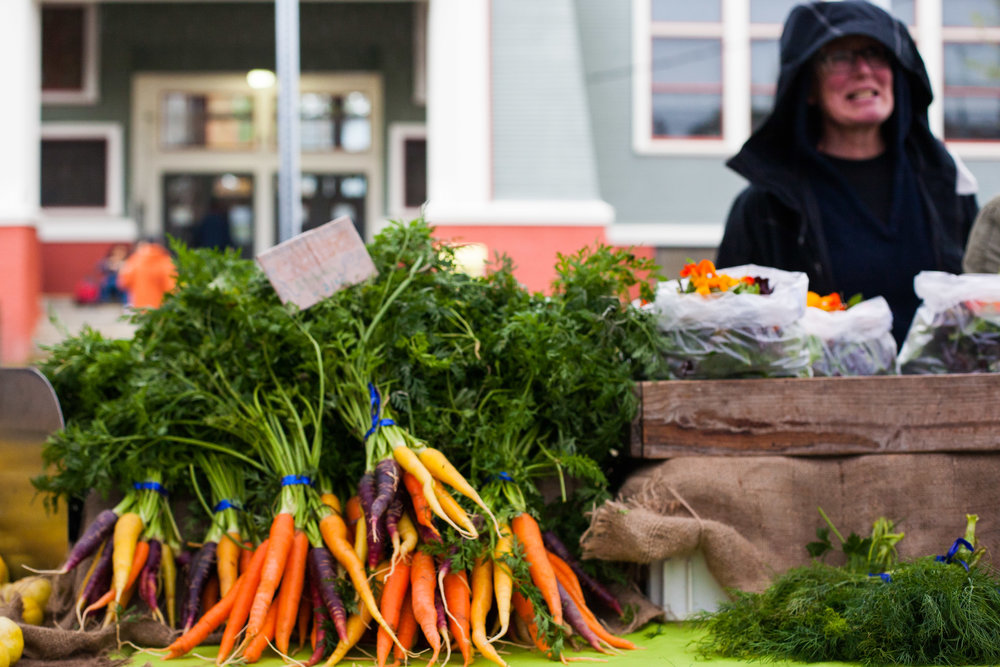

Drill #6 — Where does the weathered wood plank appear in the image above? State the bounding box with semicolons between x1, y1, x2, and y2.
632;374;1000;458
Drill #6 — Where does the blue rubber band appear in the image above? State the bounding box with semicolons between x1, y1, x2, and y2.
867;572;892;583
363;382;396;440
213;499;242;513
936;538;974;571
281;475;313;487
496;471;514;482
133;481;168;496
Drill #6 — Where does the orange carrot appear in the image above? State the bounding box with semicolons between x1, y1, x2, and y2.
217;531;242;597
547;552;637;651
402;473;439;538
377;554;412;667
200;573;221;614
216;538;271;665
470;558;507;667
246;513;295;642
243;600;279;663
318;510;403;652
443;570;473;667
87;538;149;623
297;586;312;652
239;540;254;574
273;529;309;654
164;560;256;659
345;495;362;545
324;562;391;667
511;513;563;627
393;590;418;665
410;551;442;666
511;591;550;655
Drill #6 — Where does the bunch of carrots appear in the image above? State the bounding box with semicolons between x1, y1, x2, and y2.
42;271;635;665
33;468;182;630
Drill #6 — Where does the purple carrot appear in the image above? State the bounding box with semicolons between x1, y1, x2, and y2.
557;580;608;653
139;539;163;621
385;498;403;553
542;530;623;616
77;538;114;621
308;545;349;642
43;508;118;575
434;579;449;639
180;541;217;631
358;471;386;569
370;458;402;537
305;577;330;667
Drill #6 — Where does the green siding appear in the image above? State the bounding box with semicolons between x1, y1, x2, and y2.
492;0;599;200
573;0;745;230
41;2;424;212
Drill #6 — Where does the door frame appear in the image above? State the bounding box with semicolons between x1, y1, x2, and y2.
131;71;384;252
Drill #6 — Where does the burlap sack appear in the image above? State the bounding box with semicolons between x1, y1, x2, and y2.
582;454;1000;604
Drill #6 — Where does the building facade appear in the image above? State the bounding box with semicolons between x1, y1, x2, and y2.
4;0;1000;363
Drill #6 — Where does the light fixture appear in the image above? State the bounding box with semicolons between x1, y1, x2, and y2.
246;69;276;89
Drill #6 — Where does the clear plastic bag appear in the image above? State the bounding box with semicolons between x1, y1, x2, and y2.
802;296;898;376
652;264;811;379
898;271;1000;374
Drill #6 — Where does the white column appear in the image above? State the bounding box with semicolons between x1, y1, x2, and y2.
0;0;40;224
916;0;944;137
425;0;491;207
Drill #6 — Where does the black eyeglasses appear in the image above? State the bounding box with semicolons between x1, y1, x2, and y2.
817;45;892;73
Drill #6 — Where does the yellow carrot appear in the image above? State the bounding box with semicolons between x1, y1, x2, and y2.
417;447;500;535
161;542;177;628
431;480;478;539
395;512;418;563
111;512;144;605
393;446;469;537
490;522;514;642
471;557;507;667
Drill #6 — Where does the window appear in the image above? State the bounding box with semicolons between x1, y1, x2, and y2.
634;0;790;154
941;1;1000;143
300;92;373;152
161;93;255;150
388;123;427;219
40;123;122;216
41;4;98;104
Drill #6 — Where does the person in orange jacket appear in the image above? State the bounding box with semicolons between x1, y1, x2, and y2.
116;238;177;309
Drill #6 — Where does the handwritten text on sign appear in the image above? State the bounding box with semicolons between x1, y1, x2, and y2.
255;216;378;309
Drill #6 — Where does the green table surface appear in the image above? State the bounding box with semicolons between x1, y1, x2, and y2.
132;623;851;667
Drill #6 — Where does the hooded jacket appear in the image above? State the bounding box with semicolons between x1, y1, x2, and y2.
716;1;977;345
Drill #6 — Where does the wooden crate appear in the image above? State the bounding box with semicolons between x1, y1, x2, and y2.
631;374;1000;458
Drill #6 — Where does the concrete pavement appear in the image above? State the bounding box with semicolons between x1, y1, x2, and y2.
31;297;138;361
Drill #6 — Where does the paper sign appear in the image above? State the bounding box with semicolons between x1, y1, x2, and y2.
255;216;378;309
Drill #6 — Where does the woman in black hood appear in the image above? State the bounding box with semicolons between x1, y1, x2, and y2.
716;1;978;346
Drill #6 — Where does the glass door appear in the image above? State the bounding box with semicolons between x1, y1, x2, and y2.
273;172;368;240
162;173;255;257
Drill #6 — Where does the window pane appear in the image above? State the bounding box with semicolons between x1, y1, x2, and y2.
652;93;722;137
944;42;1000;139
404;138;427;209
161;93;254;149
41;139;107;207
273;173;367;237
750;0;799;24
162;173;254;255
751;39;780;131
891;0;915;26
652;38;721;85
944;0;1000;27
651;0;719;22
651;38;721;138
299;92;372;152
42;6;85;91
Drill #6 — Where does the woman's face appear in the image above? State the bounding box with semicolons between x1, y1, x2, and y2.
813;35;894;133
